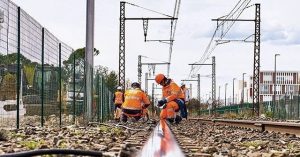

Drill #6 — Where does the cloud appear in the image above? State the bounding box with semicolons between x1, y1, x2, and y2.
262;24;300;45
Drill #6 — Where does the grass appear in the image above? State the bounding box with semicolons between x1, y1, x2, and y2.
242;140;267;148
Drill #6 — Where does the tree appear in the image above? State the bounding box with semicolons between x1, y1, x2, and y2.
0;53;33;65
95;66;118;92
63;47;100;65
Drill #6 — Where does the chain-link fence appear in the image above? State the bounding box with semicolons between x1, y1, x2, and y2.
0;0;113;129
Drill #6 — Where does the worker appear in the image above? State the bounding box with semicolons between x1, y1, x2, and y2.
180;83;190;119
113;86;124;120
155;73;187;123
121;82;150;122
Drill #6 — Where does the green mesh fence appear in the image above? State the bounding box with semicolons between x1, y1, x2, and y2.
200;96;300;120
0;0;114;129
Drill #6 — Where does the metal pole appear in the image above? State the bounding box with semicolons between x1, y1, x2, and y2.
218;86;221;105
145;73;148;94
212;56;216;114
16;7;21;129
97;74;100;122
41;27;45;127
73;50;76;123
189;84;192;98
233;78;235;105
225;83;228;106
197;74;200;103
252;3;261;117
274;54;280;118
138;55;142;84
242;73;246;104
152;83;155;116
297;86;300;118
59;43;62;126
85;0;95;121
119;2;126;90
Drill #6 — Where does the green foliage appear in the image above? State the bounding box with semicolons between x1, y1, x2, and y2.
242;140;267;148
187;98;201;114
0;53;33;65
95;66;118;92
63;47;100;65
20;140;41;150
265;110;273;118
0;73;17;100
23;65;35;86
223;112;238;119
98;126;109;133
111;127;123;136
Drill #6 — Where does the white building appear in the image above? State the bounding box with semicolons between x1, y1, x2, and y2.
245;71;300;103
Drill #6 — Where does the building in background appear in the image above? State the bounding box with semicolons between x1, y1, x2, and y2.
246;71;300;103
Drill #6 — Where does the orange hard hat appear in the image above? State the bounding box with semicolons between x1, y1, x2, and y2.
155;73;166;84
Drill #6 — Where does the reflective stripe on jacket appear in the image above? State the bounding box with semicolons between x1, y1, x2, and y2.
114;91;124;104
162;81;183;102
122;88;150;110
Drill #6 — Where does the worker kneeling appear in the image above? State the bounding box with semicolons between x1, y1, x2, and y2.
155;73;186;123
157;100;182;124
121;82;150;122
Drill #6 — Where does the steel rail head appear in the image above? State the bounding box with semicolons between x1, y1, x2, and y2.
138;120;185;157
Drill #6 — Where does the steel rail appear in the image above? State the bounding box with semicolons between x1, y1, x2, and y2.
138;120;185;157
190;118;300;137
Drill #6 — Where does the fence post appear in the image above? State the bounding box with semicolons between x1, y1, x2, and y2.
59;43;62;126
101;76;104;122
72;51;76;124
297;92;300;119
97;74;100;122
16;7;21;129
41;28;45;127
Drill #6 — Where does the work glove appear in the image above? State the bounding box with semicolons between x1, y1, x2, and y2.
157;98;167;108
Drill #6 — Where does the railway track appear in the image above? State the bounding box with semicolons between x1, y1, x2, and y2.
189;118;300;137
2;118;300;157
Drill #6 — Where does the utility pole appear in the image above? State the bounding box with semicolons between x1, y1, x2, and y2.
189;56;216;113
225;83;228;106
212;3;261;116
274;54;280;117
138;60;169;86
145;73;148;94
119;1;177;90
198;74;201;103
233;78;236;105
138;55;142;84
85;0;95;121
212;56;216;113
242;73;246;104
218;86;221;105
189;84;192;98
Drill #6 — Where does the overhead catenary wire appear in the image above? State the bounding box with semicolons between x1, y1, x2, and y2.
188;0;252;79
167;0;181;77
125;2;173;18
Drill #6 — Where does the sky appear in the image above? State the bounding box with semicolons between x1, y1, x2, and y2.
11;0;300;102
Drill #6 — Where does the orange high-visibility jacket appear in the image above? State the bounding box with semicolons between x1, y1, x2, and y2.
114;91;124;104
180;87;187;100
122;88;150;110
162;80;184;102
160;101;179;119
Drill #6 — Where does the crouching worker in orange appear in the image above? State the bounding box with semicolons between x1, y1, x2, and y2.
113;86;124;120
121;82;150;122
155;73;183;124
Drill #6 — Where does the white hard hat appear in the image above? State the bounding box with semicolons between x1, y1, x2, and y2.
117;86;122;90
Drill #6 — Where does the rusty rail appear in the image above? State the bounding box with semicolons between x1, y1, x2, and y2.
190;118;300;137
